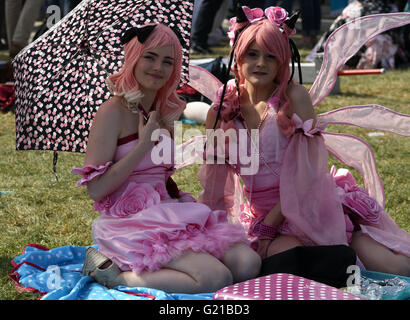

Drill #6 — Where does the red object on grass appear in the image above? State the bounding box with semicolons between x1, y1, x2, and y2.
0;84;14;111
338;68;385;76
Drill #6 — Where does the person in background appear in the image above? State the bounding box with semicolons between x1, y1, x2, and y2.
264;0;321;48
5;0;45;59
191;0;266;55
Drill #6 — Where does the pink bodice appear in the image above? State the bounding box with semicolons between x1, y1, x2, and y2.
227;108;290;215
219;105;318;217
72;134;187;217
113;135;175;195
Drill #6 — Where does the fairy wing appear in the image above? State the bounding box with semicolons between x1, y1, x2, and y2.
187;65;223;102
309;12;410;106
317;105;410;137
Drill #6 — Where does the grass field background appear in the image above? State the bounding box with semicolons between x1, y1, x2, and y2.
0;48;409;299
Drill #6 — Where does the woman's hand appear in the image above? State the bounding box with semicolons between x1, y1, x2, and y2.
138;110;160;147
257;239;272;259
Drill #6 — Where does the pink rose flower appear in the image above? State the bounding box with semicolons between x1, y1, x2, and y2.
343;186;382;225
213;79;241;122
331;167;381;225
109;183;160;217
186;224;201;234
265;7;288;26
93;195;114;214
239;203;256;229
331;166;357;191
214;79;236;108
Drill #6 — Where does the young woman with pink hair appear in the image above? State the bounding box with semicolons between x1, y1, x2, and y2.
73;23;261;292
200;7;410;276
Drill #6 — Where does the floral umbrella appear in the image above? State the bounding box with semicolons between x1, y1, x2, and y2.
14;0;193;154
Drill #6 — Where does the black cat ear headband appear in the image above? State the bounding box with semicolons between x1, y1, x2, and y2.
283;10;302;85
120;24;185;46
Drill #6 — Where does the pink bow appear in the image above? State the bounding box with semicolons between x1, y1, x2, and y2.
242;6;265;23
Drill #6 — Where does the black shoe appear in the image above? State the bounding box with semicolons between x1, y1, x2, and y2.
190;43;213;55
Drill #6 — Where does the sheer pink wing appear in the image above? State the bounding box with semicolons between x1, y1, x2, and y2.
187;65;222;101
310;13;410;106
198;163;244;223
174;135;207;170
318;105;410;136
322;132;385;208
174;133;244;223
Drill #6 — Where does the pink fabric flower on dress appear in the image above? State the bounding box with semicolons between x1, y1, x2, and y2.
186;224;201;234
109;183;160;217
213;79;241;122
264;6;288;26
331;166;357;191
213;79;236;109
343;186;382;225
93;195;114;214
239;203;256;230
331;166;381;225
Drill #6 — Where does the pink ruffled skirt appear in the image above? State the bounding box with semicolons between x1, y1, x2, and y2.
92;200;249;274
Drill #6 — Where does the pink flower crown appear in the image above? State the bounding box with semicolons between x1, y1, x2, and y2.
228;6;296;45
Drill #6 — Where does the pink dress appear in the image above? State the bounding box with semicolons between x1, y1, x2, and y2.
72;133;249;274
188;13;410;262
198;92;410;258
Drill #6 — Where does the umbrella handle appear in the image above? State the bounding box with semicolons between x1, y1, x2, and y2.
53;151;59;182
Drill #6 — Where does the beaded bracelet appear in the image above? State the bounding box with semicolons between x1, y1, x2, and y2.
251;220;278;240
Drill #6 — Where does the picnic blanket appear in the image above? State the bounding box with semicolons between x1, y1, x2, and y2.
10;244;410;300
9;244;213;300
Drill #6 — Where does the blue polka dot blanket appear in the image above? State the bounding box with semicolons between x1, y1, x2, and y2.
10;244;214;300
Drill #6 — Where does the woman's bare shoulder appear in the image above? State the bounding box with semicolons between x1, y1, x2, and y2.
96;96;125;119
287;83;316;121
205;105;220;129
88;97;127;141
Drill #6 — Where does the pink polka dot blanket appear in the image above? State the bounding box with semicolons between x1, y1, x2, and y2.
213;274;363;300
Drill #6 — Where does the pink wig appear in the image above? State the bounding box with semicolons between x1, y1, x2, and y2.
108;23;185;124
232;19;295;135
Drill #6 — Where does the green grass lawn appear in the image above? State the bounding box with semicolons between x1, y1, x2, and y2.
1;58;409;299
